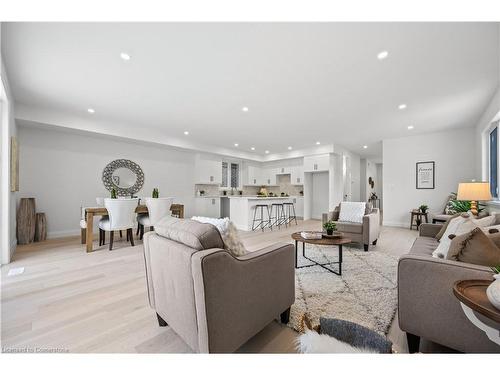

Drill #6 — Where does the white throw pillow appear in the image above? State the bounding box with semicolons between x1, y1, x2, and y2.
338;202;366;224
191;216;248;257
296;329;378;354
432;214;496;259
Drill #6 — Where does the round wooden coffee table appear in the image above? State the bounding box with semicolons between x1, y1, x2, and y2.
291;232;351;276
453;279;500;345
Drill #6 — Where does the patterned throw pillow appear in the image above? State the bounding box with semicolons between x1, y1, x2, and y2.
338;202;366;223
446;227;500;266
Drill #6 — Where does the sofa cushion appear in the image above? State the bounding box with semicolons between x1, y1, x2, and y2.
446;227;500;266
154;216;224;250
334;221;363;234
410;237;439;256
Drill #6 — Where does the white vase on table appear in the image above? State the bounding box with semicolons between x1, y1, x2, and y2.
486;274;500;310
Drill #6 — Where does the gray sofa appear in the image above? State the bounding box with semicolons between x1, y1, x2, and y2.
322;204;380;251
398;223;499;353
142;219;295;353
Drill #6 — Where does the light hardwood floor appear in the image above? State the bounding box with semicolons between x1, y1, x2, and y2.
1;220;417;353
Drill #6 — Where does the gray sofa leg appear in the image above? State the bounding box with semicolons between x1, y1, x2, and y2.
372;239;378;245
156;313;168;327
364;244;369;251
280;307;291;324
406;332;420;353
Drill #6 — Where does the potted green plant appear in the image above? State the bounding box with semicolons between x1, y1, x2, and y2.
110;188;117;199
152;188;159;198
419;204;428;214
323;221;337;235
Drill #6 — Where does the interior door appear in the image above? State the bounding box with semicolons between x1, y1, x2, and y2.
311;172;329;220
343;155;352;201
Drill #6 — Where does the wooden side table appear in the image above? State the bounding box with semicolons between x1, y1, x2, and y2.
410;210;428;230
453;280;500;345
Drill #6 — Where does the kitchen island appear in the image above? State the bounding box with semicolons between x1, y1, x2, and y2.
226;196;293;231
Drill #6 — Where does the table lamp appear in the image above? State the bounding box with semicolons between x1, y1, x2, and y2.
456;182;492;216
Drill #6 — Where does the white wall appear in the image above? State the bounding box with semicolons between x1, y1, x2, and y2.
1;29;18;264
360;158;377;201
311;171;329;219
18;125;197;238
383;127;477;227
375;163;383;209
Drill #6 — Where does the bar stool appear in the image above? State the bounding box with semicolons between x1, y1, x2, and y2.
270;203;287;229
252;204;271;231
283;201;298;226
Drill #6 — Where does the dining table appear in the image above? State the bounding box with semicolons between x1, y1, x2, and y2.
82;204;184;252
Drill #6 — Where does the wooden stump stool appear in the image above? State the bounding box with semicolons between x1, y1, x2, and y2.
17;197;36;244
35;213;47;242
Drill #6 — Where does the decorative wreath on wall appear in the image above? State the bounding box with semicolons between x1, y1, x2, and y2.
102;159;145;196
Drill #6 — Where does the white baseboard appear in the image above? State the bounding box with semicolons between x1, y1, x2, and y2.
47;229;81;239
382;221;409;228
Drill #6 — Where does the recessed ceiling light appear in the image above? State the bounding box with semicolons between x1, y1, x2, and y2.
242;107;249;112
363;145;368;149
183;131;189;135
316;141;321;145
251;147;255;151
398;104;407;110
87;108;95;113
407;125;414;130
265;150;270;154
377;50;389;60
287;146;292;150
234;143;239;147
120;52;131;61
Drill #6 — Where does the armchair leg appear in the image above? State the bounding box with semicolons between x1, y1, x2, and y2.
372;239;378;245
109;231;114;251
406;332;420;353
280;307;291;324
128;228;135;247
156;313;168;327
364;244;369;251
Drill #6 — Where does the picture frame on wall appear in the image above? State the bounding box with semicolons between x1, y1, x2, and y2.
416;161;435;189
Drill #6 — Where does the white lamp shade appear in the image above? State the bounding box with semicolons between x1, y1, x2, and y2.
456;182;492;201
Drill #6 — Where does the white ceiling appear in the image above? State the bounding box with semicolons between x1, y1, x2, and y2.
2;22;499;160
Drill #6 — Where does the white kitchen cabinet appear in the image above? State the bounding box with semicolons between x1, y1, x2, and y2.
195;156;222;184
291;166;304;185
303;154;330;172
276;166;291;175
245;165;262;186
195;197;221;218
293;196;304;218
261;167;276;185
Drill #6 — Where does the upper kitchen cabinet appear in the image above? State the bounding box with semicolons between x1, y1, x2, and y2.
195;154;222;184
261;167;277;186
303;154;330;172
275;166;291;175
244;164;262;186
290;166;304;185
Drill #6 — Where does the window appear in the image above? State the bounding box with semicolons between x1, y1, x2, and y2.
221;161;240;188
490;126;498;198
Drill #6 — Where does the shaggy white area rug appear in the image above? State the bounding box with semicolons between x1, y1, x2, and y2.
288;244;398;336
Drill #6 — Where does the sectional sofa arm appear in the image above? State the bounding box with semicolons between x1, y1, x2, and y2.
418;223;442;238
398;255;498;352
191;243;296;353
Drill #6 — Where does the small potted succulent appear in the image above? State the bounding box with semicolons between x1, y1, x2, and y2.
487;265;500;310
419;204;428;214
110;188;117;199
323;221;337;236
152;188;159;198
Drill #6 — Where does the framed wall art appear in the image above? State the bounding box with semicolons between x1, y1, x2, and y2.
416;161;435;189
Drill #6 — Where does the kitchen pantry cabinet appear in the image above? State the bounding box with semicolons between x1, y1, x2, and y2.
303;154;330;172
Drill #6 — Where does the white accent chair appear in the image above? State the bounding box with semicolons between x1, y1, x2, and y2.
99;198;139;250
138;197;174;239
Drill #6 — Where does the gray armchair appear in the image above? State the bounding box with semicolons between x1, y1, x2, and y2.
142;219;295;353
322;203;380;251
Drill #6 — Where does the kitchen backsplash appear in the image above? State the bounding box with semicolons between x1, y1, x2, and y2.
241;174;303;196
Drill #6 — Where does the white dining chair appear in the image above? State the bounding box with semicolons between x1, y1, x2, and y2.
99;198;139;250
138;197;174;240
